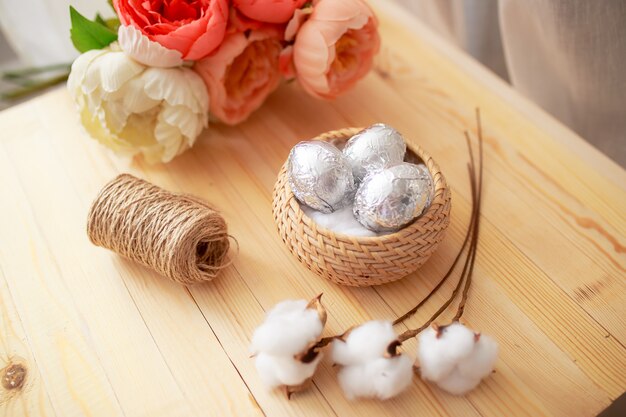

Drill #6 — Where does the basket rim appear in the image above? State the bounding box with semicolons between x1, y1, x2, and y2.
276;127;449;243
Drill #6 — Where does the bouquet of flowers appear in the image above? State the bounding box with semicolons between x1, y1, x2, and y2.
66;0;380;163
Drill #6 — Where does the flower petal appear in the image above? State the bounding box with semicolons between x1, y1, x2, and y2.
118;25;184;68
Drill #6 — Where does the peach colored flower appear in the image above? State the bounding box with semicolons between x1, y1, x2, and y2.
292;0;380;99
279;46;296;79
226;7;267;34
233;0;308;24
114;0;229;61
194;28;283;125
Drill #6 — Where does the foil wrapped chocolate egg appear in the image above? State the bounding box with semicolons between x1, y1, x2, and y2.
343;123;407;183
354;163;434;232
288;141;355;213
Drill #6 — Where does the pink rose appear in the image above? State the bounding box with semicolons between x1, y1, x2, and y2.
194;28;283;124
233;0;308;23
114;0;229;60
292;0;380;99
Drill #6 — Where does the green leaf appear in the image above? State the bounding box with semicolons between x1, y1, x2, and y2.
94;13;107;26
69;6;117;53
95;11;120;31
105;17;121;32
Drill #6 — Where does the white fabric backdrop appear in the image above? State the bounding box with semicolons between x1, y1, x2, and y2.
0;0;111;65
395;0;626;166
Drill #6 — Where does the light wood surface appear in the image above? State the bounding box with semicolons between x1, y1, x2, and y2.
1;1;624;416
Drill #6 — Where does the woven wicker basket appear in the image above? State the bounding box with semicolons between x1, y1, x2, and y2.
272;128;451;286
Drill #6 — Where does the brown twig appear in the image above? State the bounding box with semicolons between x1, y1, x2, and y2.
452;109;484;321
398;160;479;342
392;172;477;325
398;108;484;342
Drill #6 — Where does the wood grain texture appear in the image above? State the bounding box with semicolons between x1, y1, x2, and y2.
0;1;624;416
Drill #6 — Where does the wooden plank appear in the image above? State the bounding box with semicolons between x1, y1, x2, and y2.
0;136;124;417
0;268;56;417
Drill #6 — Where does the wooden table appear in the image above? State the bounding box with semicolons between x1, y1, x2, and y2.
1;2;624;416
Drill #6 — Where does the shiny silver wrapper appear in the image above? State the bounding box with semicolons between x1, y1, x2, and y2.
343;123;407;183
288;141;355;213
354;163;434;232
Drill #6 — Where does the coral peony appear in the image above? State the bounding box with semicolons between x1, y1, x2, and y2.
292;0;380;99
114;0;229;60
67;44;209;163
194;28;282;125
233;0;308;24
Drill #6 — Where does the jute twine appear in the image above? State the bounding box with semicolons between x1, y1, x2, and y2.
87;174;233;285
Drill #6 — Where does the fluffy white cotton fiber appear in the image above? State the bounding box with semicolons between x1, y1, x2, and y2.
255;352;322;389
251;299;324;357
251;299;325;389
417;323;498;395
302;203;382;237
332;321;413;400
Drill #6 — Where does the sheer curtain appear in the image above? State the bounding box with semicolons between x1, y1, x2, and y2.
394;0;626;167
0;0;111;65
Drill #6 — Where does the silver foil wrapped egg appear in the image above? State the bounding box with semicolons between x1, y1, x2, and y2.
343;123;407;183
288;141;355;213
354;163;434;232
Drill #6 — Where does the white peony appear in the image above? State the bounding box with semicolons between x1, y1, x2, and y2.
67;43;209;163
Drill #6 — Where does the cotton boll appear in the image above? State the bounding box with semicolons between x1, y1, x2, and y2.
251;296;327;395
337;352;413;400
331;321;398;366
251;299;324;356
332;321;413;400
418;323;476;381
435;368;481;396
266;299;308;320
255;352;323;389
417;323;499;396
336;361;370;399
457;334;499;381
369;355;414;400
254;352;282;388
337;356;413;400
301;204;380;237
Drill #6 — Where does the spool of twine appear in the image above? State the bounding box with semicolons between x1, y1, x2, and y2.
87;174;233;285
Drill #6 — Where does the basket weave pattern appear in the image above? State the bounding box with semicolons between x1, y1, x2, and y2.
272;128;451;286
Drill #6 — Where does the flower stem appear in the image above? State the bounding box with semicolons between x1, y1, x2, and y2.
2;63;71;80
1;73;69;101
